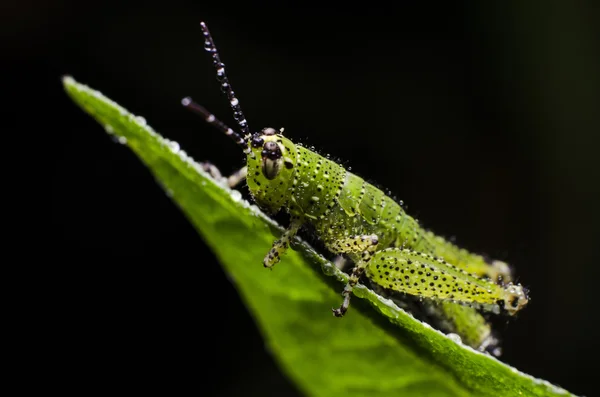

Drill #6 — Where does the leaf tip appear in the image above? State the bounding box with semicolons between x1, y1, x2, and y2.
62;75;75;87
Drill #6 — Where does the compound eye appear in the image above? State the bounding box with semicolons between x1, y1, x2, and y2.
261;141;283;180
262;141;282;160
251;135;264;148
261;127;277;136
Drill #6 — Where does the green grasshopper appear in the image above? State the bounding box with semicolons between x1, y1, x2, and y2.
183;22;528;352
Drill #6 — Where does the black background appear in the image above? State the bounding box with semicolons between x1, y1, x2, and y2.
14;0;598;395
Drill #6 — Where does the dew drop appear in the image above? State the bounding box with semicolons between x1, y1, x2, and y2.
110;135;127;144
230;189;242;202
167;140;180;154
447;333;462;344
321;261;337;276
135;116;147;126
491;347;502;357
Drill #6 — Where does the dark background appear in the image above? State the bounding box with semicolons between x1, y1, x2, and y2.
12;0;598;395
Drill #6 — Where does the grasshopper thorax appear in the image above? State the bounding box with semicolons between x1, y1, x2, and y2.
246;128;297;214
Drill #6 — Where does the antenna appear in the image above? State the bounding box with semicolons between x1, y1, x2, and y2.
199;21;251;138
181;97;250;153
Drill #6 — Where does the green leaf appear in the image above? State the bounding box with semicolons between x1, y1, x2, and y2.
63;75;577;397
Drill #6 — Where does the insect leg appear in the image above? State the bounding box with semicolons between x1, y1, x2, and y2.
200;161;223;180
201;162;247;188
264;216;303;269
226;166;247;188
328;235;380;317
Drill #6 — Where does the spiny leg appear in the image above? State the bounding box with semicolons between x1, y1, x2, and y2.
327;234;380;317
201;162;247;188
264;216;303;269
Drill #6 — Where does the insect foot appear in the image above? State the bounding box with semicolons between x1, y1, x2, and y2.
263;219;303;269
332;284;353;317
332;307;346;317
